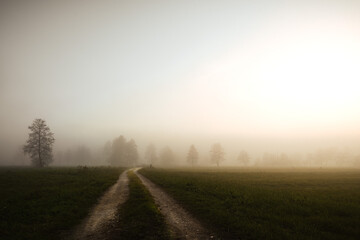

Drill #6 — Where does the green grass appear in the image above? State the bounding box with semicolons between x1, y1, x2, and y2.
140;167;360;240
112;170;170;240
0;166;124;240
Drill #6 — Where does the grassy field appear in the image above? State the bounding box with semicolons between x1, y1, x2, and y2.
111;170;170;240
0;166;124;240
140;167;360;240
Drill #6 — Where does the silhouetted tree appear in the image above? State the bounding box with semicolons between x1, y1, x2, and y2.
210;143;225;167
237;150;250;166
108;136;139;167
187;145;199;167
145;144;157;165
160;146;175;166
127;139;139;167
109;136;127;166
23;118;55;167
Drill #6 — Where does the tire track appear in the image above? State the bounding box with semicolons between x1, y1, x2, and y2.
135;168;216;240
72;170;129;240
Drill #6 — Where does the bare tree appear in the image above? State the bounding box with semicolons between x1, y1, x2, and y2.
210;143;225;167
23;118;55;167
145;144;157;166
187;145;199;167
237;150;250;166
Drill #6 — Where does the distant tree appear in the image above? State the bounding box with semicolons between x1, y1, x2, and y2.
160;146;175;166
109;136;127;166
187;145;199;167
237;150;250;166
107;136;139;167
127;139;139;167
145;144;157;165
210;143;225;167
23;118;55;167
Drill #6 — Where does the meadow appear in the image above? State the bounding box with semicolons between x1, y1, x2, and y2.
0;167;124;240
140;167;360;240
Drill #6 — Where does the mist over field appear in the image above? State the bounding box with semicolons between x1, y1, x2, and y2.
2;2;360;240
1;0;360;168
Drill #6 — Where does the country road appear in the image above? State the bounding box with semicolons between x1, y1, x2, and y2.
72;170;129;240
135;168;215;240
71;168;214;240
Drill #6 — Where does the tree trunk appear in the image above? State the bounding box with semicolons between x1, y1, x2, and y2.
38;129;42;167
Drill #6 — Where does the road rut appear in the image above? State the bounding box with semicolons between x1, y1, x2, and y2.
72;170;129;240
135;168;215;240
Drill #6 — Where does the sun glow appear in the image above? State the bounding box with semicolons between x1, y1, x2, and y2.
182;15;360;136
253;20;360;124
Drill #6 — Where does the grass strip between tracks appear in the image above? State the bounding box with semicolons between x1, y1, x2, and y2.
112;170;170;240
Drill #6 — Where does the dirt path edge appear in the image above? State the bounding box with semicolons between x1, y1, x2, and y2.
135;168;216;240
70;170;129;240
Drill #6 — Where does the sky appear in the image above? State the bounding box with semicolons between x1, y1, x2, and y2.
1;0;360;163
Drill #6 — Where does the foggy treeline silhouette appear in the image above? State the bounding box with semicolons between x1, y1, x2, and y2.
56;145;94;166
53;139;360;168
51;142;360;168
8;119;360;168
105;136;138;167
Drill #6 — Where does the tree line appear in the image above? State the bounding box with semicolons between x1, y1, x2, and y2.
22;118;230;167
23;118;360;168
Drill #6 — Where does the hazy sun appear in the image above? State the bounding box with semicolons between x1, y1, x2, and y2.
186;15;360;136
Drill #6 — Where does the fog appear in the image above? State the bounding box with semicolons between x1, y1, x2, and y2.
1;0;360;167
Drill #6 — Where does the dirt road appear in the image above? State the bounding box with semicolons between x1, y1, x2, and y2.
135;168;215;240
72;170;129;240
